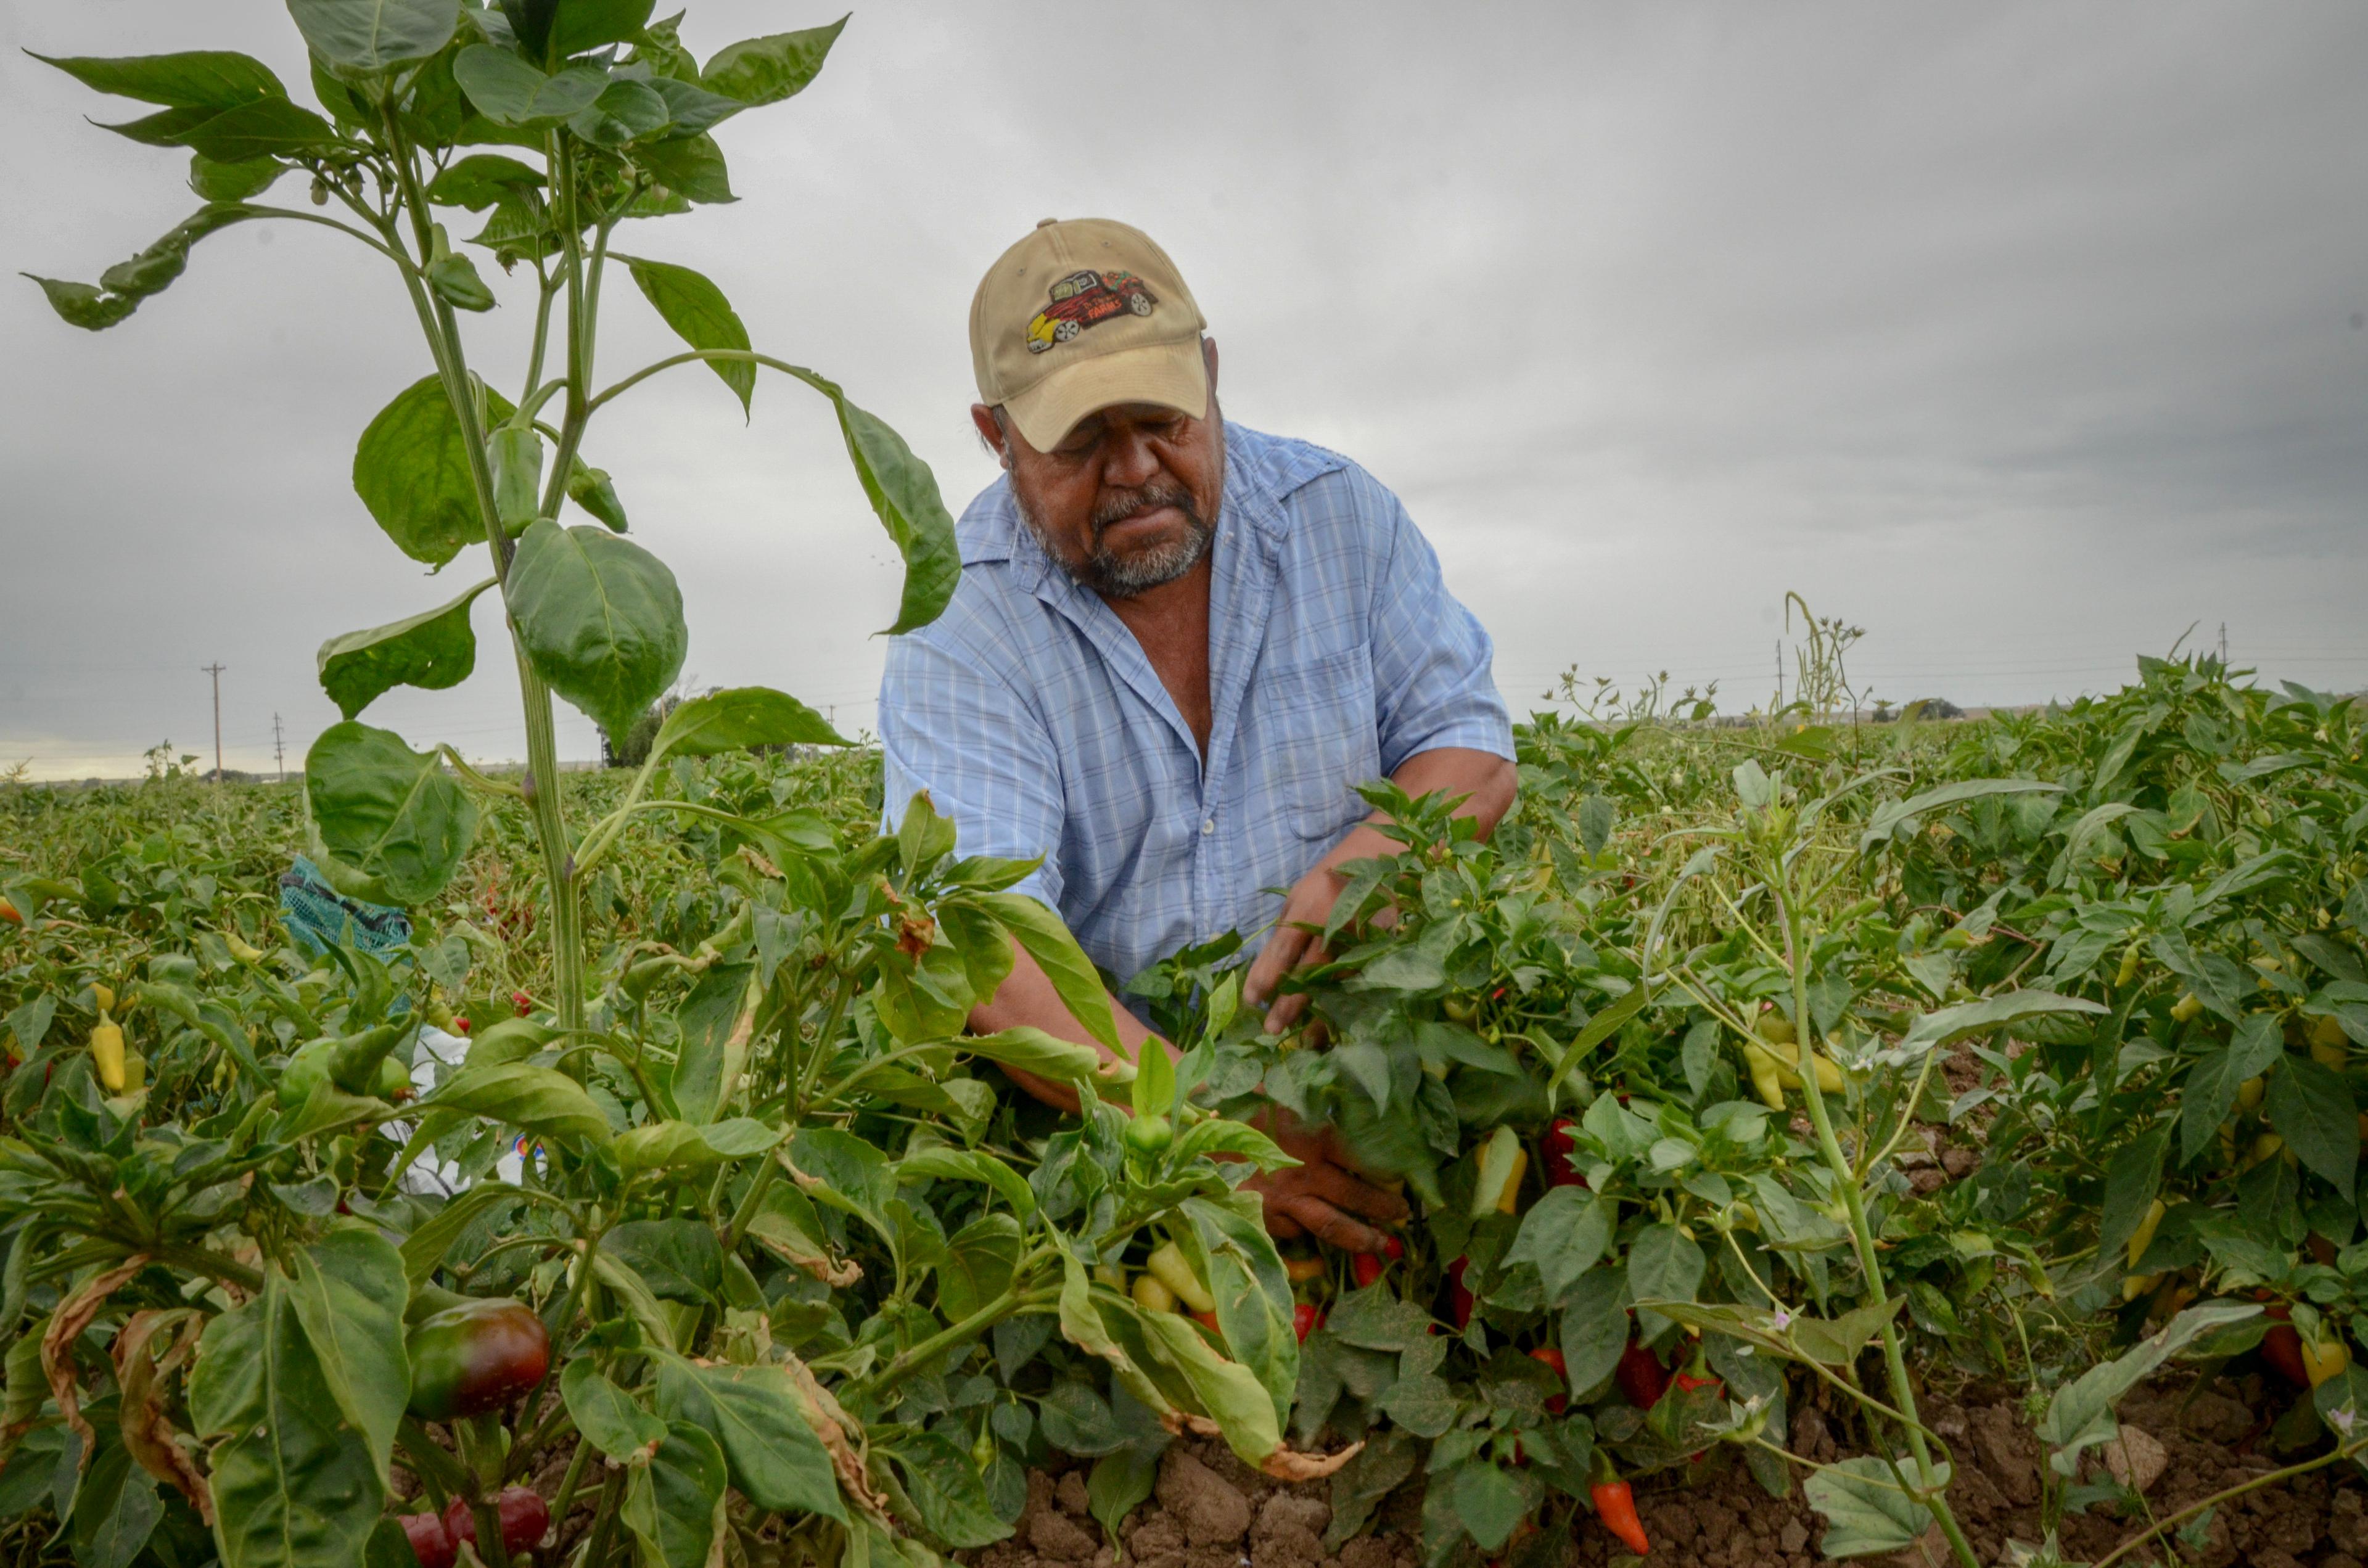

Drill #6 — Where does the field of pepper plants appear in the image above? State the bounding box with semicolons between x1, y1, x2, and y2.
10;5;2368;1568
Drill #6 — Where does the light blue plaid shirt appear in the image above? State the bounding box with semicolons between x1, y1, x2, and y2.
878;425;1512;988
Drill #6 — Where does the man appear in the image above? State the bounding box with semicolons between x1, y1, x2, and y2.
879;218;1516;1254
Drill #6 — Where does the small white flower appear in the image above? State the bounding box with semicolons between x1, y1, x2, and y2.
1770;1307;1793;1332
2334;1406;2357;1436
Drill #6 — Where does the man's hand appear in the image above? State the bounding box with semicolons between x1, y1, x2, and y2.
1240;1105;1407;1252
1243;748;1517;1034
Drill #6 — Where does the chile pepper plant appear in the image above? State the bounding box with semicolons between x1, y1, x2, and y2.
9;6;1353;1568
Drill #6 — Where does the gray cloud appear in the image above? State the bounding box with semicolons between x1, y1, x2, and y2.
4;1;2364;777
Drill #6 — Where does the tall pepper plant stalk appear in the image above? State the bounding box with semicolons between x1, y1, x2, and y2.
27;0;964;1033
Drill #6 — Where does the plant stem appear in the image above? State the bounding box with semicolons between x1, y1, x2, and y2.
852;1279;1063;1402
379;101;586;1036
1774;842;1981;1568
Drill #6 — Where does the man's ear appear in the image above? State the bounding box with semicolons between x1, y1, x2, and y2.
970;403;1011;469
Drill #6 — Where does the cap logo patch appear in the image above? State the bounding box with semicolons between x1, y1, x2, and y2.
1024;268;1156;354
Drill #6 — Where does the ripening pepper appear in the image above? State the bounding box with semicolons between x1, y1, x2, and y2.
406;1298;551;1421
1146;1242;1215;1314
1615;1337;1669;1408
2261;1305;2310;1387
442;1488;550;1557
2312;1014;2351;1069
2126;1198;2166;1272
399;1512;456;1568
1542;1119;1589;1188
1470;1126;1526;1218
89;1014;127;1093
1589;1457;1650;1556
0;898;20;925
2301;1334;2352;1388
1284;1255;1326;1285
1447;1257;1476;1329
1294;1303;1324;1343
1529;1346;1569;1414
1352;1234;1405;1291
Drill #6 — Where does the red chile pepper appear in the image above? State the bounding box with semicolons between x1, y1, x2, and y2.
1191;1309;1220;1332
2262;1303;2310;1387
1590;1458;1651;1556
406;1299;551;1422
1529;1345;1569;1414
1615;1337;1669;1409
1542;1119;1590;1188
1350;1235;1405;1291
442;1488;551;1558
400;1513;455;1568
1294;1303;1325;1342
1448;1257;1476;1329
511;990;533;1016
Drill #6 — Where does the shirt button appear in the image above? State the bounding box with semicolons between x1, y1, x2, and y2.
1201;818;1215;835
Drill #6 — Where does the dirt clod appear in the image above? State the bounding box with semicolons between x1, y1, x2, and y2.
2100;1425;2167;1493
1155;1448;1252;1548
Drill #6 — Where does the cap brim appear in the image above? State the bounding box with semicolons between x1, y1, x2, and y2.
1001;337;1209;451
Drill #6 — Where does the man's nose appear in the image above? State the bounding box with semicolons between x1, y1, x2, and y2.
1099;424;1162;490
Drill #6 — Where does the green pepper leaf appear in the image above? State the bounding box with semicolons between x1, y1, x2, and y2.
288;0;462;74
622;256;754;414
317;578;496;719
699;17;846;105
646;686;848;769
506;520;688;744
305;721;478;905
621;1421;726;1568
427;1061;614;1146
188;1270;384;1568
653;1357;845;1521
353;375;516;567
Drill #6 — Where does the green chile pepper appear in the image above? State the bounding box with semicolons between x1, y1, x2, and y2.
491;425;544;535
406;1297;551;1421
426;252;496;313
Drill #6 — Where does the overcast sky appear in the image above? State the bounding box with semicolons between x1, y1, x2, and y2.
4;1;2364;779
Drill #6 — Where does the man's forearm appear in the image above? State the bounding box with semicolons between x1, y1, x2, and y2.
971;940;1162;1114
1312;746;1519;882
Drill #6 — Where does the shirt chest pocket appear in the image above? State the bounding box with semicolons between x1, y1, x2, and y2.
1251;651;1381;840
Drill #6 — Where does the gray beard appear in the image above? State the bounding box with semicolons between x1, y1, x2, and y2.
1014;428;1224;599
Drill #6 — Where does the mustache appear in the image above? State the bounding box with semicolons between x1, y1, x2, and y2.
1091;482;1198;533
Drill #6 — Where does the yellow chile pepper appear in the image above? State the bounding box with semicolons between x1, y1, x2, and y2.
2311;1014;2350;1069
1284;1256;1326;1284
1093;1262;1127;1293
2237;1076;2265;1113
1470;1126;1526;1218
1754;1032;1844;1094
2126;1198;2166;1271
2121;1273;2160;1303
2302;1335;2352;1388
2171;993;2205;1024
2245;1132;2288;1170
1145;1242;1215;1314
91;983;115;1014
223;930;266;965
2115;945;2144;988
90;1014;126;1093
1742;1040;1788;1110
1130;1273;1178;1314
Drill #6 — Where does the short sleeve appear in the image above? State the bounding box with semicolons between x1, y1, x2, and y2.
1367;491;1515;774
878;631;1066;908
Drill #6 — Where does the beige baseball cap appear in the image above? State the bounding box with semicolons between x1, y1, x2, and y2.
969;217;1209;450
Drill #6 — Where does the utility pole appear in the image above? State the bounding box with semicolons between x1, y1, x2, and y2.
2218;622;2229;665
271;713;286;784
201;663;226;783
1774;640;1784;710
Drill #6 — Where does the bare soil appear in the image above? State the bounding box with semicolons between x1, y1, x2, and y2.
970;1373;2368;1568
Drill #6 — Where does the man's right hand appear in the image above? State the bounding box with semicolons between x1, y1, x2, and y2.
1240;1104;1408;1252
